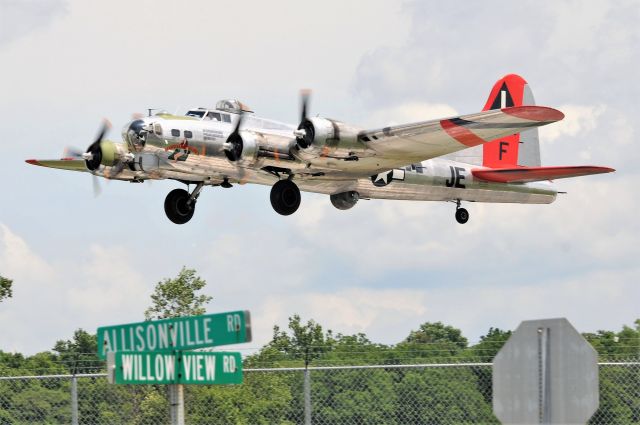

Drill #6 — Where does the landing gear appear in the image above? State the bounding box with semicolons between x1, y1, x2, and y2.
454;200;469;224
164;183;203;224
270;179;301;216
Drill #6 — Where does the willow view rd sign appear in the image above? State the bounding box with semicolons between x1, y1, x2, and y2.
107;351;243;385
97;311;251;359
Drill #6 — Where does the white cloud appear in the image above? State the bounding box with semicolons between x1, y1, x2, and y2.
0;0;68;46
254;266;640;347
259;288;428;343
0;224;152;353
364;102;458;128
0;224;54;281
543;1;611;57
539;104;607;143
425;267;640;342
0;0;638;357
288;175;634;277
65;244;149;316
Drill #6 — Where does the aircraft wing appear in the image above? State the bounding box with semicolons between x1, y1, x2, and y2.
359;106;563;162
472;165;615;183
25;158;88;172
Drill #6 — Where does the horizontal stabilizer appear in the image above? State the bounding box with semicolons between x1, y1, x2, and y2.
25;158;88;172
472;165;615;183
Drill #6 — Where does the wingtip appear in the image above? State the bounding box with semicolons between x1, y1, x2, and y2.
502;105;565;122
25;159;39;165
581;166;616;174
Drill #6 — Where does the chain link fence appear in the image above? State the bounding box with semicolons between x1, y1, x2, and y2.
0;362;638;424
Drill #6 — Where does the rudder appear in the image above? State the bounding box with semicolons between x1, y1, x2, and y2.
482;74;541;168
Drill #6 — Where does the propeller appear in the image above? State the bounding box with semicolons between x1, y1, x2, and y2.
223;111;246;161
300;89;310;123
65;120;114;197
62;146;84;159
295;89;314;148
62;145;102;196
83;119;111;171
92;174;102;197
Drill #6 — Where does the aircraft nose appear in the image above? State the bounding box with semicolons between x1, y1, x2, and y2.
123;119;149;151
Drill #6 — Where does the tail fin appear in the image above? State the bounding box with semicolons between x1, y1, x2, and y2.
482;74;541;168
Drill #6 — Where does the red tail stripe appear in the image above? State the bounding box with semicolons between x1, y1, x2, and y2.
440;119;485;147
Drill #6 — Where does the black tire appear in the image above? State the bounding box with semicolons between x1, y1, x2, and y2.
164;188;195;224
270;180;301;216
455;207;469;224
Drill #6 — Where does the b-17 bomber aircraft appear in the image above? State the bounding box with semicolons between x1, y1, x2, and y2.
27;74;614;224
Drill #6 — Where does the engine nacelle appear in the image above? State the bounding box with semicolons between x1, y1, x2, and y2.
295;117;362;161
330;191;359;210
85;141;129;171
296;117;334;149
128;153;160;172
223;131;260;164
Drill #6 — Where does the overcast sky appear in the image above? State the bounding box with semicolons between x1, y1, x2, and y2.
0;0;637;356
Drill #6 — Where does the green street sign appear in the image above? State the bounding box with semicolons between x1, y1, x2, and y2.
97;311;251;359
107;351;243;385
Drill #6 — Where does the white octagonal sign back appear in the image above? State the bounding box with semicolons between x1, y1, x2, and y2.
493;318;599;424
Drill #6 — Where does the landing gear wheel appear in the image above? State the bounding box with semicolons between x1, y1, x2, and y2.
455;207;469;224
164;188;195;224
270;180;301;216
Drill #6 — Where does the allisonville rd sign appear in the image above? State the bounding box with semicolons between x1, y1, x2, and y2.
97;311;251;359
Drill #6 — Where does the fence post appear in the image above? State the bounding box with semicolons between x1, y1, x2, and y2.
169;384;185;425
71;374;79;425
304;368;311;425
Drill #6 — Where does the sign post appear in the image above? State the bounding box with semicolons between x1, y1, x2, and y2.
169;384;184;425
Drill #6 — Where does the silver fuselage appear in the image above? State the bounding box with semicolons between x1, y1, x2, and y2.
107;109;557;205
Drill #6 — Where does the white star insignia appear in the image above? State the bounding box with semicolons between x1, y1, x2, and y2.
374;172;390;184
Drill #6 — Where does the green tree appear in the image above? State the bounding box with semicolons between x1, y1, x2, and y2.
0;275;12;302
0;351;25;373
464;327;513;407
397;321;469;361
323;333;394;366
395;367;496;424
144;267;212;320
53;329;102;374
269;315;333;368
584;319;640;423
186;372;295;425
404;321;468;348
583;320;640;362
245;315;335;423
142;267;212;424
465;327;512;362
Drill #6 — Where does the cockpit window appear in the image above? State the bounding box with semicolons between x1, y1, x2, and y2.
222;114;231;123
205;111;221;121
186;110;205;118
215;99;254;113
125;120;147;152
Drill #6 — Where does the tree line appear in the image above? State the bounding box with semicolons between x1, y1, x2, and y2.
0;268;638;424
